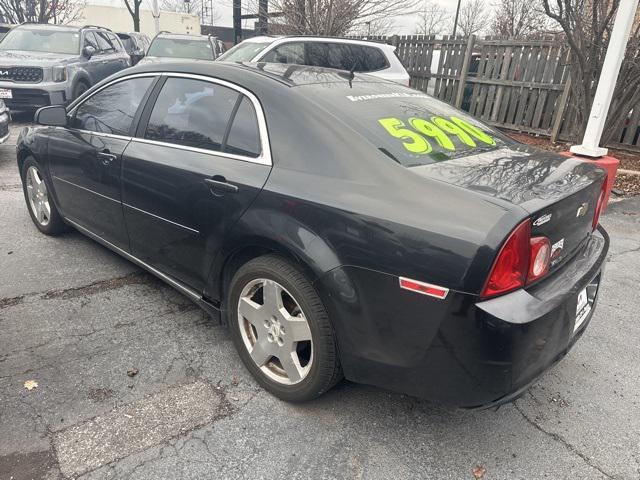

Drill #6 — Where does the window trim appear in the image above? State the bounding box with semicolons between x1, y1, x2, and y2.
133;72;272;166
66;72;272;166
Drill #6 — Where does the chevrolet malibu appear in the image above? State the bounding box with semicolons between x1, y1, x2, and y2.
17;62;608;407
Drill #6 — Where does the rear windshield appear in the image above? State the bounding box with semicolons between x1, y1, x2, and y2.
148;37;214;60
305;82;509;167
0;28;80;55
217;41;271;62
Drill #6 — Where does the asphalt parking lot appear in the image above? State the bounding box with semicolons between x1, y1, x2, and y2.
1;115;639;480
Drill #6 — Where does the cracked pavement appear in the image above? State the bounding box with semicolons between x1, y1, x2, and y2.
1;114;639;479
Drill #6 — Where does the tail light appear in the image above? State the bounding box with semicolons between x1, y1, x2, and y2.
481;220;553;299
592;178;607;231
528;237;551;282
481;220;530;298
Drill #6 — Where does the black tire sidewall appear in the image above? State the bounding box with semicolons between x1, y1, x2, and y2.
227;256;339;402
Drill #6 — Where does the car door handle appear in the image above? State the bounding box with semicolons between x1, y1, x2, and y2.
97;151;117;165
204;177;238;194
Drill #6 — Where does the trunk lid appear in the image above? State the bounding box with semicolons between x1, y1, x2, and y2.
410;146;607;272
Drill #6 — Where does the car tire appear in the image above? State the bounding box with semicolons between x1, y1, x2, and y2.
227;254;342;402
21;157;68;235
72;80;89;100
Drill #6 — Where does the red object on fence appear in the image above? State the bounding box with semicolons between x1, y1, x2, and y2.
561;151;619;213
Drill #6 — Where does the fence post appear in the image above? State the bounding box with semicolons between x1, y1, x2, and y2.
551;74;572;143
455;34;476;109
491;42;513;122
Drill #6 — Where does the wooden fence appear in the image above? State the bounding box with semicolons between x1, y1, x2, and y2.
353;34;639;151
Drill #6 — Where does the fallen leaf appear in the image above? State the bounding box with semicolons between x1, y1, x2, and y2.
231;375;239;386
24;380;38;391
127;368;139;378
472;465;487;479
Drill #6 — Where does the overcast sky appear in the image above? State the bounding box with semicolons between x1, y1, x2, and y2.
89;0;466;35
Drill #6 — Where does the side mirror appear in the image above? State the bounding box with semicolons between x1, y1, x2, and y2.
82;45;96;59
35;105;67;127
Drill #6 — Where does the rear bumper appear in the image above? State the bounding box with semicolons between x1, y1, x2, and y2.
317;227;609;408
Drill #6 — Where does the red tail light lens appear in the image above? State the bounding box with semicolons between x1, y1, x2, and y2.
528;237;551;283
592;178;607;231
481;220;531;298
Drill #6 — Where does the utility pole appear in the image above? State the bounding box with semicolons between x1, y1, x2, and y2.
152;0;160;34
233;0;241;44
570;0;640;157
452;0;462;37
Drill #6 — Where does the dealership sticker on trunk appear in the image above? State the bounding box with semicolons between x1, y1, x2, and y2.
575;288;591;332
0;89;12;99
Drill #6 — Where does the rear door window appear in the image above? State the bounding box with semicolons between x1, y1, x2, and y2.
360;46;388;71
144;77;239;152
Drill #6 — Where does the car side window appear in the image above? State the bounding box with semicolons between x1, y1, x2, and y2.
261;42;305;65
107;33;122;51
72;77;154;135
83;31;98;50
306;43;330;68
327;43;355;70
225;96;261;158
360;46;388;71
144;78;239;153
94;31;114;52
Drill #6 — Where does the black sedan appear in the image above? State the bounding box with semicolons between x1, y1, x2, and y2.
16;62;608;407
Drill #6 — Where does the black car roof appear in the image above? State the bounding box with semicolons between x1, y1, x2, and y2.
124;61;386;89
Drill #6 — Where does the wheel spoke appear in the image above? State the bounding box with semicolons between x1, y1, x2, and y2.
287;317;312;342
239;296;266;330
36;202;44;223
262;280;283;313
26;183;35;200
43;200;51;220
250;341;271;367
279;352;304;383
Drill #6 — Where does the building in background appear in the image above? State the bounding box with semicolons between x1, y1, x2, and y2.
69;1;200;37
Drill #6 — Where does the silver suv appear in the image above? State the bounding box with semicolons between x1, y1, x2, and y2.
0;23;130;110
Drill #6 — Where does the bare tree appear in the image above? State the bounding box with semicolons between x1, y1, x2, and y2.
415;0;451;36
490;0;549;37
123;0;144;32
0;0;85;24
269;0;421;36
161;0;221;25
542;0;640;145
457;0;491;36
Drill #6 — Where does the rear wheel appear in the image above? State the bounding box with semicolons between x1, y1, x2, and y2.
227;255;342;401
21;157;68;235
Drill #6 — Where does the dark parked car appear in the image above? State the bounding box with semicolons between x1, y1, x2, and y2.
17;62;608;407
117;31;151;65
140;32;224;63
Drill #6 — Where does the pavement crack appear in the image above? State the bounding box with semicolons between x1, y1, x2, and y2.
0;294;25;309
514;400;615;479
41;272;151;300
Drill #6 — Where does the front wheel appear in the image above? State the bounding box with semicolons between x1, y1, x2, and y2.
227;255;342;402
21;157;68;235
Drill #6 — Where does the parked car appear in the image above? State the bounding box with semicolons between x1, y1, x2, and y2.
0;23;130;110
217;36;410;85
0;99;9;143
117;31;151;65
140;32;224;63
17;62;608;407
0;24;14;42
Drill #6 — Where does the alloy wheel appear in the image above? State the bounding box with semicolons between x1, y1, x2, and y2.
25;166;51;227
237;278;313;385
